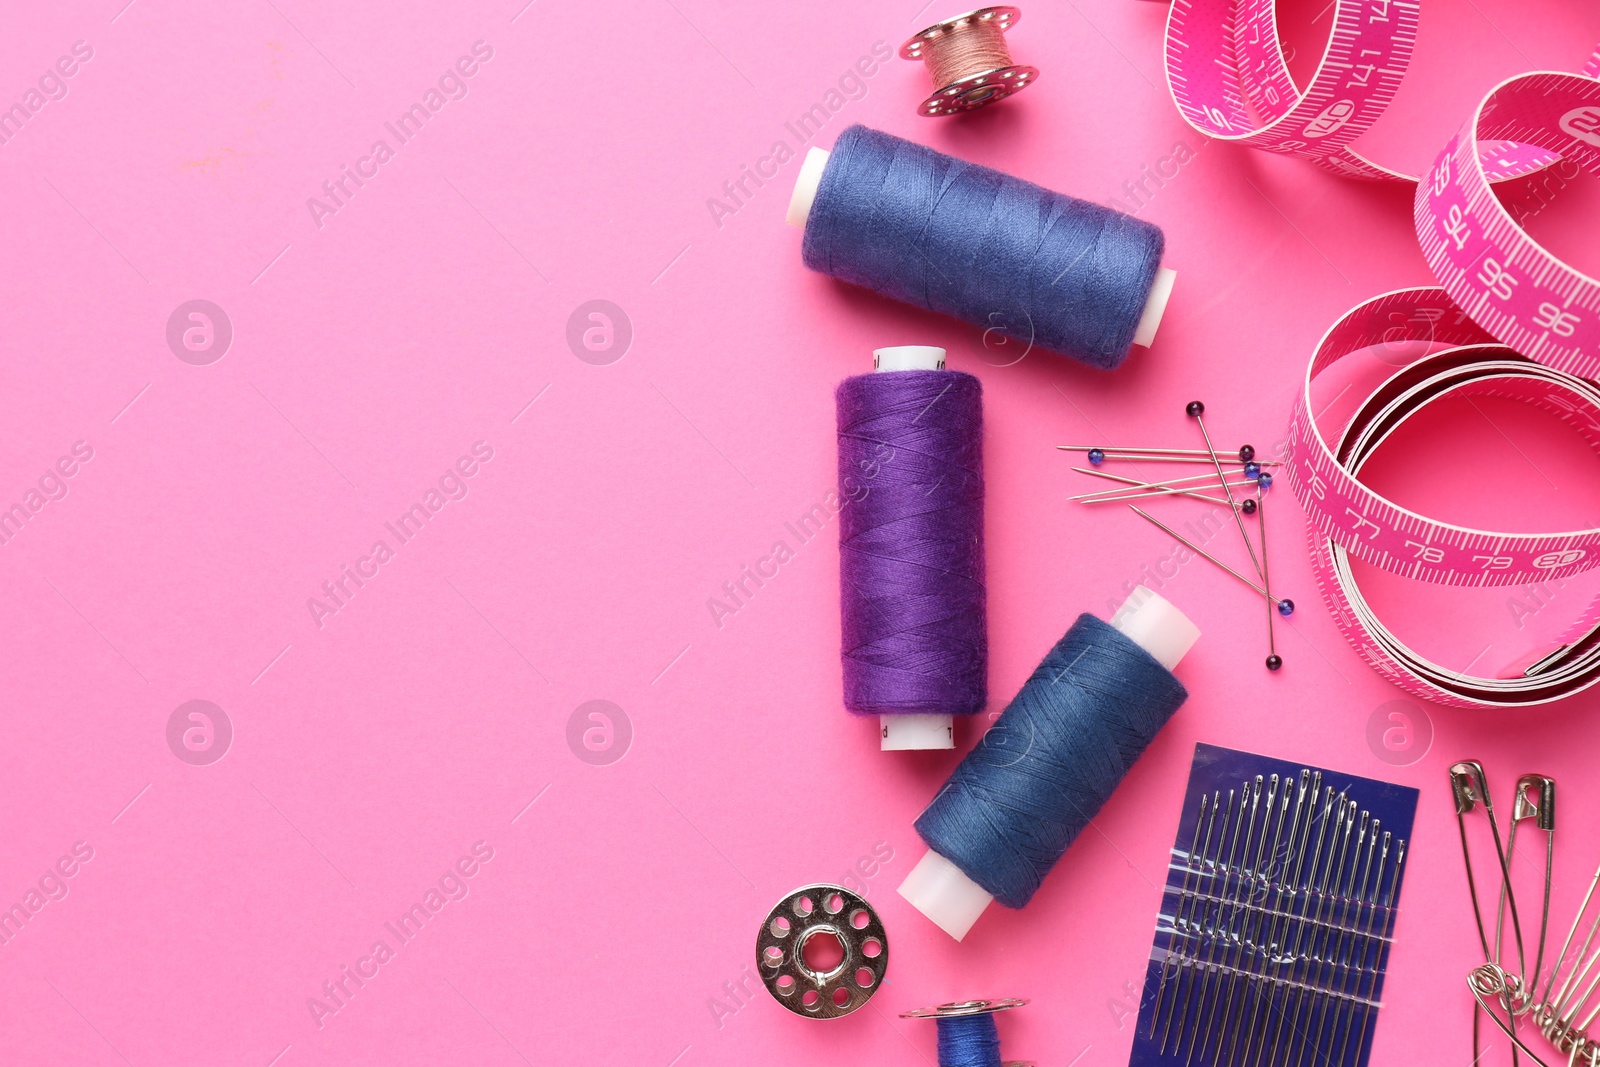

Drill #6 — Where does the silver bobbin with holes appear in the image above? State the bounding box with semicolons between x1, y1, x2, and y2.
756;884;887;1018
900;7;1038;117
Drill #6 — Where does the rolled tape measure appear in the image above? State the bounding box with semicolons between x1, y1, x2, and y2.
1286;288;1600;707
1161;0;1583;182
1416;72;1600;374
1174;11;1600;704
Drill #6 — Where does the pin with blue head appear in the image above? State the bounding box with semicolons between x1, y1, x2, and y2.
897;587;1199;940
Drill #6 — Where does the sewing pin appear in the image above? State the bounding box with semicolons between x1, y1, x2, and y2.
1060;445;1274;464
1187;401;1266;582
1129;507;1291;611
1080;481;1262;506
1072;467;1261;511
1072;466;1261;493
1069;453;1286;467
1258;486;1287;671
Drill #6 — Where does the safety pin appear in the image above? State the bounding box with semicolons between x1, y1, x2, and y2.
1451;761;1527;970
1500;776;1555;993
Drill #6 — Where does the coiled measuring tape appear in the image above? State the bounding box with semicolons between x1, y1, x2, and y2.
1279;67;1600;706
1161;0;1591;182
1156;0;1600;705
1417;71;1600;372
1286;288;1600;707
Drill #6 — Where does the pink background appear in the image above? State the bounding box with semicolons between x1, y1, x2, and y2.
4;1;1600;1064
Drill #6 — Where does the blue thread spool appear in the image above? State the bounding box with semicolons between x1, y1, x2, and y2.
902;998;1033;1067
898;588;1198;939
786;125;1176;371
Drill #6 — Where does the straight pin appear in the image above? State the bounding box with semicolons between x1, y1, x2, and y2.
1059;444;1276;464
1080;481;1261;506
1187;401;1266;582
1060;445;1229;457
1066;454;1284;466
1129;506;1290;611
1071;466;1260;495
1258;486;1288;672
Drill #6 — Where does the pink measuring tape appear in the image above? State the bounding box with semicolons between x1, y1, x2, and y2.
1286;288;1600;707
1293;72;1600;706
1162;0;1572;182
1157;5;1600;703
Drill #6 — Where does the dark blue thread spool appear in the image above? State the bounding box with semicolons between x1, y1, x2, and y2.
787;124;1174;371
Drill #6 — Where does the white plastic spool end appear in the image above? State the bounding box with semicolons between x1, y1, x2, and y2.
897;848;993;941
787;147;832;228
873;345;946;372
881;712;956;751
1110;586;1200;672
1132;266;1177;349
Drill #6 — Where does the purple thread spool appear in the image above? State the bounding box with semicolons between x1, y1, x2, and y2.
837;346;987;750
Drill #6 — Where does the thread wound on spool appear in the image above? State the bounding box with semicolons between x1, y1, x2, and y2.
803;125;1165;370
837;369;986;716
914;614;1188;908
900;7;1038;117
937;1013;1002;1067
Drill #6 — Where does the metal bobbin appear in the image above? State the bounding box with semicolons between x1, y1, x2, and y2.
899;7;1038;117
756;884;887;1018
900;998;1034;1065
